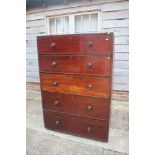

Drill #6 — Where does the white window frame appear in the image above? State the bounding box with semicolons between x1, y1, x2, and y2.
46;15;70;35
46;11;101;35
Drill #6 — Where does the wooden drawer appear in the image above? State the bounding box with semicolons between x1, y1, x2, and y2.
40;73;111;97
42;91;110;120
39;55;112;76
43;110;108;141
37;33;113;55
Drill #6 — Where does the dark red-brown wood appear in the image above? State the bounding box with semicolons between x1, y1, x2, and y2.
43;110;108;141
37;33;113;55
40;73;111;97
37;33;113;142
39;55;112;76
42;91;110;120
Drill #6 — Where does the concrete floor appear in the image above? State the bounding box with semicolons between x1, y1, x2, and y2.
26;86;129;155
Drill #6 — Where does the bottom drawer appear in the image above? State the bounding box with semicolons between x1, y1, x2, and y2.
43;110;109;141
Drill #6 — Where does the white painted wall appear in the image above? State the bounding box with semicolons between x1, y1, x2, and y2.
26;0;129;91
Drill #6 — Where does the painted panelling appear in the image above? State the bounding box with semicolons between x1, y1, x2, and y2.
26;0;129;91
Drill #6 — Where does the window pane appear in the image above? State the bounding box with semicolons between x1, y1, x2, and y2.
49;16;69;35
75;15;82;33
56;17;64;34
75;13;98;33
82;14;90;32
90;13;98;32
49;19;55;34
63;17;69;33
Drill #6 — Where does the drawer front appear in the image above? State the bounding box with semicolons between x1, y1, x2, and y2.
37;33;113;54
42;91;110;120
39;55;112;76
43;110;108;141
40;73;111;97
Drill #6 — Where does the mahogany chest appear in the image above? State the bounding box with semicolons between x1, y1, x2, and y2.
37;33;113;142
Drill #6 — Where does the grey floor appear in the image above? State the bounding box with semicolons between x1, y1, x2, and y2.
26;88;129;155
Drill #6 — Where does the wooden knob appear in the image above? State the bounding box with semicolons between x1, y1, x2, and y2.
87;62;93;69
52;81;59;86
50;42;56;47
55;120;60;125
53;100;59;105
87;126;92;132
88;41;93;47
87;105;93;111
87;84;93;90
51;61;57;67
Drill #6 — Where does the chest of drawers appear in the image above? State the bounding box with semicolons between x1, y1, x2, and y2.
37;33;113;142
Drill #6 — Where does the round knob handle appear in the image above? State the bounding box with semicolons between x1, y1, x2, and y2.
53;100;59;105
52;81;59;86
88;41;93;47
50;42;56;48
51;61;57;67
87;105;93;111
87;126;92;132
55;120;60;125
87;84;93;90
87;62;93;69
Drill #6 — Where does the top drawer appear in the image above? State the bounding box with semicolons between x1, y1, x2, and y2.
37;33;113;55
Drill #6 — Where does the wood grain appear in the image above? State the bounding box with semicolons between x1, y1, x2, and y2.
40;73;111;97
37;33;114;141
42;91;110;120
39;55;112;76
37;33;113;54
43;110;108;141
